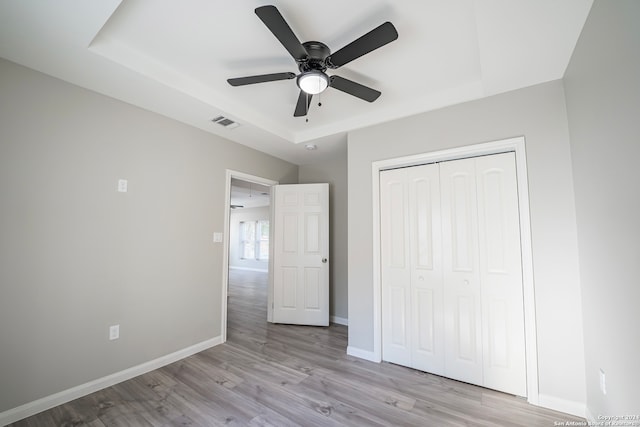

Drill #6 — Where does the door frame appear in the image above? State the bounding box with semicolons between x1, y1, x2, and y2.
371;136;539;405
221;170;278;343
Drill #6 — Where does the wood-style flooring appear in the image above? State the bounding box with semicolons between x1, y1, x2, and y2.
10;270;585;426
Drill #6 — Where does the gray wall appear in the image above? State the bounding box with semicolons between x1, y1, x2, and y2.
564;0;640;417
347;80;587;408
0;58;297;412
298;143;348;321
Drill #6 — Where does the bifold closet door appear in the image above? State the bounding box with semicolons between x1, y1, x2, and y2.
380;152;526;397
380;164;444;374
440;152;526;396
407;165;444;374
475;153;526;397
440;158;483;387
380;167;411;366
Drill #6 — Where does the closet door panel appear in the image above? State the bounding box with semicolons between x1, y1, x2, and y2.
380;169;412;366
407;165;444;375
440;158;483;386
476;152;526;396
380;152;527;397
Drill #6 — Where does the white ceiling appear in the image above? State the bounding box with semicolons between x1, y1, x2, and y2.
230;179;271;209
0;0;593;165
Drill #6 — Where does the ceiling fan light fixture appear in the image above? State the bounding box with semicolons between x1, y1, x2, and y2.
297;71;329;95
230;6;399;117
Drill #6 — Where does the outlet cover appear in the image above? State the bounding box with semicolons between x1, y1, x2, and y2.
213;232;223;243
109;324;120;340
117;179;128;193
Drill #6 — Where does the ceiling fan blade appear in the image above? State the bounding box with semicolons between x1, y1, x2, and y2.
326;22;398;68
329;75;381;102
227;72;296;86
255;5;308;62
294;90;313;117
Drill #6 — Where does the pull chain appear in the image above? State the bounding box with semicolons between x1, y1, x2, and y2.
305;91;310;123
304;76;324;122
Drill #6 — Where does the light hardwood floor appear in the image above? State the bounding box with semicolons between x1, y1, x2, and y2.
11;270;585;426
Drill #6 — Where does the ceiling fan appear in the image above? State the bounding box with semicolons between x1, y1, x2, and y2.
227;5;398;117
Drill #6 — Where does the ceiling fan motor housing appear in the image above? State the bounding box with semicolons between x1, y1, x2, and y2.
298;41;331;73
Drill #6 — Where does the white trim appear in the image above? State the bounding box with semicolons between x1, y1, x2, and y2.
223;170;278;341
585;406;596;424
0;336;222;426
229;266;269;273
347;346;378;362
330;316;349;326
537;394;587;418
371;160;383;363
371;136;540;403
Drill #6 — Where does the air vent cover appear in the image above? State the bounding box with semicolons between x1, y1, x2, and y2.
211;115;240;129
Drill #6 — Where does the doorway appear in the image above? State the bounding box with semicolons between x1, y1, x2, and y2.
222;170;278;343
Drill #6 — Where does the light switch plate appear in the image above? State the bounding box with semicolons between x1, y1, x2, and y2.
109;324;120;340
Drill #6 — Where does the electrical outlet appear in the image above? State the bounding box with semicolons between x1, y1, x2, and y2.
213;232;223;243
117;179;128;193
109;324;120;341
599;369;606;395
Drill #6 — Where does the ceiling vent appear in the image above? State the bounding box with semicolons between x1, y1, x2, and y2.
211;115;240;130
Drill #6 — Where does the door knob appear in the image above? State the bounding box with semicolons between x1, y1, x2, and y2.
322;258;328;263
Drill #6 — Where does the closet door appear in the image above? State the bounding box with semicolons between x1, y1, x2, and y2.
381;164;443;371
476;152;526;396
440;158;483;386
380;168;412;366
380;153;526;397
406;165;444;375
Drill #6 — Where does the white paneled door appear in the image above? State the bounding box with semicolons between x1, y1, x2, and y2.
440;157;484;386
271;184;329;326
475;154;526;396
380;164;445;374
380;169;412;366
381;152;526;397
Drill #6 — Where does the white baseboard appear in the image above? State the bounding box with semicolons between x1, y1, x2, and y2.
330;316;348;326
0;336;223;426
229;266;268;273
346;346;380;362
585;407;596;424
537;394;587;419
